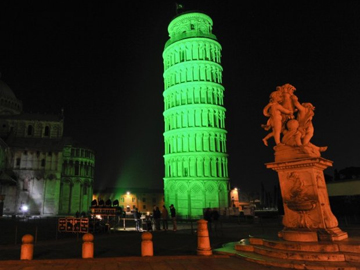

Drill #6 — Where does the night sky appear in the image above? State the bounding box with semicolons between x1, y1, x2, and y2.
1;1;360;195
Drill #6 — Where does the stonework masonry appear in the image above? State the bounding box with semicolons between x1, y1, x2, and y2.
162;12;230;218
0;79;95;216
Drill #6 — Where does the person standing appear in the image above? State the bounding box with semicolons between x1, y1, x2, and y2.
204;208;212;232
161;205;169;231
212;208;220;235
133;208;141;231
153;206;161;231
170;204;177;231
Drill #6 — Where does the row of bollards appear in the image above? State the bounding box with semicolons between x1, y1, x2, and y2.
20;219;212;260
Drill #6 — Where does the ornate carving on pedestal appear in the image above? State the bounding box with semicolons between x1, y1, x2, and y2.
263;84;347;242
268;158;348;242
283;172;318;229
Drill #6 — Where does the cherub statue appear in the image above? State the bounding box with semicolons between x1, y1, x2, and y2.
261;89;293;146
280;83;298;123
281;110;327;156
294;101;315;145
281;119;302;147
262;84;327;161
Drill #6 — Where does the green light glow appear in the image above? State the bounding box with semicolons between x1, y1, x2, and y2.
163;12;229;218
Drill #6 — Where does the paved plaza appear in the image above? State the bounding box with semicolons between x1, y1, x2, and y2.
0;215;359;269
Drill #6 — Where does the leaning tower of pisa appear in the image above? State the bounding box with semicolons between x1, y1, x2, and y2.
163;11;229;218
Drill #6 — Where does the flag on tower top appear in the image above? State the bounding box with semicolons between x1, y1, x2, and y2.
175;3;184;14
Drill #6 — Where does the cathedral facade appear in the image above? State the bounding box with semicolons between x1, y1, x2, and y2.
0;79;94;216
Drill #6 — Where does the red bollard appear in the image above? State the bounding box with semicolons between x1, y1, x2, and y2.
141;232;153;256
82;233;94;259
20;234;34;260
197;219;212;256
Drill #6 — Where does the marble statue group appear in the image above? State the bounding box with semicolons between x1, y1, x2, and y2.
260;84;348;242
261;83;327;161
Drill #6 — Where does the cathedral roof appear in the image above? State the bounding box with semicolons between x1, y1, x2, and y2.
0;80;17;100
0;112;63;122
0;79;23;115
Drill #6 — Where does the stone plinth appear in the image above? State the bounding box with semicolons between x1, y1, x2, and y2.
266;157;348;242
220;236;360;270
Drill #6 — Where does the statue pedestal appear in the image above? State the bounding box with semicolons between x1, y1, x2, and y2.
266;157;348;242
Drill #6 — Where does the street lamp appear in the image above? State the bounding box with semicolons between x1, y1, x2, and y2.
21;204;28;216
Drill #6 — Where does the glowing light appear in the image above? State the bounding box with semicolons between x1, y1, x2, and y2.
21;205;28;212
126;191;130;195
163;12;230;218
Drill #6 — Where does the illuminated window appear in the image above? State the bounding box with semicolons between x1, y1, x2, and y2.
75;161;79;176
27;125;33;135
23;179;29;191
44;126;50;136
85;164;89;176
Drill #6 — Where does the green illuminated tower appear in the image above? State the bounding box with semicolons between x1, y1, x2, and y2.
163;12;229;218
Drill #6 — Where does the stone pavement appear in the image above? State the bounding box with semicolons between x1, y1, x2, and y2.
0;255;290;270
1;216;359;270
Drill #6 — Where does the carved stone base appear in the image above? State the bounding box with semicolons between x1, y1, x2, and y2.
214;236;360;270
266;157;348;242
277;228;349;243
318;228;349;241
278;229;318;242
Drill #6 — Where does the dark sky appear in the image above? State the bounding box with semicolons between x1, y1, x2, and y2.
1;1;360;195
